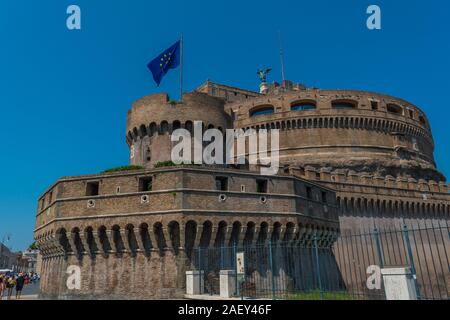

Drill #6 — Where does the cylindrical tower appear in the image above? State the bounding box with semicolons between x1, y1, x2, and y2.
126;92;231;168
227;89;443;181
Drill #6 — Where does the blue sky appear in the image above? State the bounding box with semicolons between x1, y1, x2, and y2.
0;0;449;251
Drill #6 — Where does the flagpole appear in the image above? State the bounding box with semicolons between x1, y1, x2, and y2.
180;34;183;102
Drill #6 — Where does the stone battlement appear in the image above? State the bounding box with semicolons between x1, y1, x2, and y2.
292;166;449;194
126;91;229;142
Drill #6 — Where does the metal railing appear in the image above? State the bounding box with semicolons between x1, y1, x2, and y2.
190;221;450;300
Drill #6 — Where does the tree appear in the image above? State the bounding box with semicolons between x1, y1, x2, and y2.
29;242;38;250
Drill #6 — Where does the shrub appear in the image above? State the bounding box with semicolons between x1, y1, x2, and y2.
29;242;38;250
154;161;202;168
154;161;177;168
102;165;144;173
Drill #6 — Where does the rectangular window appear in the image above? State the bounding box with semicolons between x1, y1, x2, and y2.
139;177;153;192
240;185;246;192
298;167;306;176
256;179;268;193
409;110;414;118
231;111;237;121
321;191;328;204
48;191;53;205
371;101;378;110
306;186;313;199
387;104;403;115
86;181;99;196
215;176;228;191
332;102;355;109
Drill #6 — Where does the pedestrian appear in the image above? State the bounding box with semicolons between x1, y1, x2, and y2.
15;273;25;300
6;276;15;300
0;274;5;299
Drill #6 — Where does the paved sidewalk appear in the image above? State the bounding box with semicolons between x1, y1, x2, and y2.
1;294;39;300
1;282;40;301
184;294;265;300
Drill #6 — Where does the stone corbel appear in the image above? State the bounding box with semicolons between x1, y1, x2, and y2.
287;227;298;244
121;229;132;253
162;227;171;250
224;226;233;247
264;226;273;245
208;226;218;248
178;227;186;250
91;231;102;254
66;233;78;256
194;225;204;248
251;226;260;246
78;232;90;256
237;226;247;247
277;226;286;245
148;227;159;251
105;230;115;253
135;229;146;252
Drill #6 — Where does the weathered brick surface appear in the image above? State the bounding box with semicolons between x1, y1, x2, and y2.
35;81;450;300
35;168;338;299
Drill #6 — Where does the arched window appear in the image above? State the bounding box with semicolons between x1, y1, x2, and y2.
419;115;427;126
291;101;316;111
172;120;181;131
332;100;356;109
133;127;139;138
160;121;169;134
249;105;275;117
149;122;157;136
387;104;403;115
139;124;147;137
185;121;193;134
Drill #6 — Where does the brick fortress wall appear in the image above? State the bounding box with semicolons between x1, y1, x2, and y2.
35;167;338;299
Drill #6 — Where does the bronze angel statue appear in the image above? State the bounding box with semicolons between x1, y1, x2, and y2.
257;68;272;83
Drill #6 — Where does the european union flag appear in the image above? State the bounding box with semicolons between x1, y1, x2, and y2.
147;40;181;86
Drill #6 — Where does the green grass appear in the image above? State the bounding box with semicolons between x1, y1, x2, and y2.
283;290;354;300
154;161;177;168
102;165;144;173
154;161;202;168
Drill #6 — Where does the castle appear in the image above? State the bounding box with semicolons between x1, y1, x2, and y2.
34;79;450;299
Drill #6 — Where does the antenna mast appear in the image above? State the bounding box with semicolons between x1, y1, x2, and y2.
278;30;286;83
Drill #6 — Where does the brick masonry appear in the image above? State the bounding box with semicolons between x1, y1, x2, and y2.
35;80;450;299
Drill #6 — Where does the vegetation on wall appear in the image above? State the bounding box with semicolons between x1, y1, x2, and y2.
154;161;177;168
102;165;144;173
154;161;201;168
29;242;38;250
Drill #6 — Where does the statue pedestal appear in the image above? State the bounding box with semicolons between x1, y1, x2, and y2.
381;267;418;300
259;82;269;94
186;271;204;295
220;270;237;298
